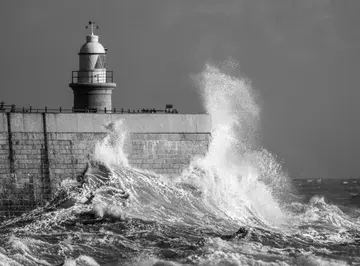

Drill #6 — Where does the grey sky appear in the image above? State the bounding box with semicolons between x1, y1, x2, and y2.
1;0;359;179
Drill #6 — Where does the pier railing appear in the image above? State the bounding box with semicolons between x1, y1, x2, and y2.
0;103;179;114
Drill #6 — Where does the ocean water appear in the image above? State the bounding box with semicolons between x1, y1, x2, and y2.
1;62;360;266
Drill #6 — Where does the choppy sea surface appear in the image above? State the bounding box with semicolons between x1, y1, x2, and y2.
1;62;359;266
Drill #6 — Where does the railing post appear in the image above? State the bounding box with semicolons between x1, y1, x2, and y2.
121;108;123;113
45;106;47;113
22;107;25;113
29;106;32;113
11;104;15;112
104;107;107;113
59;107;62;113
113;108;116;113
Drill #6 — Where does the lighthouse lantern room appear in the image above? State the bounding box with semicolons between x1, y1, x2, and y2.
69;21;116;112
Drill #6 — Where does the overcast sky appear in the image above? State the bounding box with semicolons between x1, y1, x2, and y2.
1;0;360;179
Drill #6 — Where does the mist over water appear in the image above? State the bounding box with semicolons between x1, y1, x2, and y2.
1;61;360;266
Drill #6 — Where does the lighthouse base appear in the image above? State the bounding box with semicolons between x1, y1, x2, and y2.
69;83;116;112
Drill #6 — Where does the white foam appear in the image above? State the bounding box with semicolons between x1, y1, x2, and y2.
176;61;289;228
93;120;129;167
63;255;100;266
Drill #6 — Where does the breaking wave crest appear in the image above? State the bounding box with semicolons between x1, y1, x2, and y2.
1;61;359;265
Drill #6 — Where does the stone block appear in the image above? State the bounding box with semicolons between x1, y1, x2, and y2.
46;114;76;133
113;114;211;133
0;114;7;133
0;164;8;169
10;114;43;133
0;133;8;140
0;149;9;155
24;133;44;140
183;134;197;141
90;114;116;132
0;154;8;160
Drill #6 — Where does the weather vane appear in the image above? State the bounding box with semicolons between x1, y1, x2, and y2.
86;21;99;35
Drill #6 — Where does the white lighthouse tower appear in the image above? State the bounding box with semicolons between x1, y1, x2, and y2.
69;21;116;112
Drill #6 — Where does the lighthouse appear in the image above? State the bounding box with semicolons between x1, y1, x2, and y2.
69;21;116;112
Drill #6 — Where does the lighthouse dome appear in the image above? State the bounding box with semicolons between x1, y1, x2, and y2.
79;35;106;54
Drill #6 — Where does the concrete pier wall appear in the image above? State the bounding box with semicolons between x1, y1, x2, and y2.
0;113;211;218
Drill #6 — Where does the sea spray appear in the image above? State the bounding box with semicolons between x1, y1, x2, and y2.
178;61;289;228
93;120;129;167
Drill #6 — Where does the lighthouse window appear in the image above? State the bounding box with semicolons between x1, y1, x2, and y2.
95;55;106;69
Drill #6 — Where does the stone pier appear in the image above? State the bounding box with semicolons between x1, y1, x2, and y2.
0;113;211;218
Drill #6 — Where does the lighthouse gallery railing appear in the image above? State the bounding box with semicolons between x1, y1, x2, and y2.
71;70;114;83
